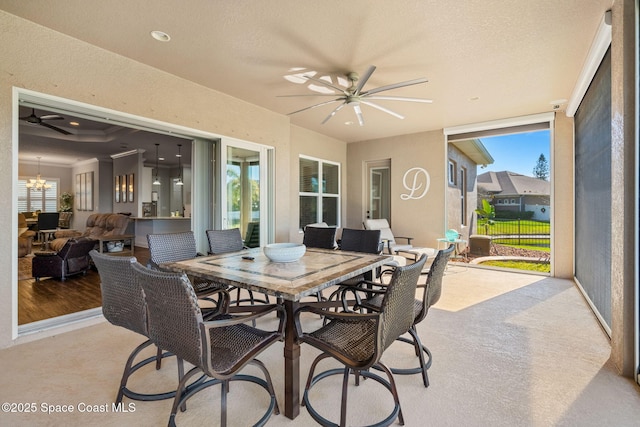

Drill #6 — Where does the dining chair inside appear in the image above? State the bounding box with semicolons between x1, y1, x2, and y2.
358;244;455;387
294;253;427;427
131;262;285;427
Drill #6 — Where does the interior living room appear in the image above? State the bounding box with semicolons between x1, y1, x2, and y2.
1;1;638;425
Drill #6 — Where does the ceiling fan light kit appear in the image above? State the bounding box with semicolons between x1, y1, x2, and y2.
280;65;432;126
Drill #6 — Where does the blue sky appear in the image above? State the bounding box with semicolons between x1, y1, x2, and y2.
479;130;550;177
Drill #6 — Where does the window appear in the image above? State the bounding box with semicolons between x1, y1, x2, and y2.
18;178;59;212
299;156;340;229
448;160;457;185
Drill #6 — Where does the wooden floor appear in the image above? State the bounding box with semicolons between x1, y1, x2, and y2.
18;247;149;325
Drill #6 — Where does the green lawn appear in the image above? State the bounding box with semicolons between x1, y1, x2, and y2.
480;259;551;273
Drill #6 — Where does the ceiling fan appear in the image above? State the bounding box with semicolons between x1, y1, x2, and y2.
19;108;71;135
280;65;432;126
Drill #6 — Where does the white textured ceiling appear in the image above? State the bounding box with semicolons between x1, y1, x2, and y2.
1;0;613;143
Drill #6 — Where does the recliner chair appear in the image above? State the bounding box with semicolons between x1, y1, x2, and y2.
32;237;97;281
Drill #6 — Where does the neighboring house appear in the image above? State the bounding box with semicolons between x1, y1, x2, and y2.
477;171;550;221
446;139;494;234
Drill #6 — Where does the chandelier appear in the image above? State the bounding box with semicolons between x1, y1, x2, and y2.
25;157;52;191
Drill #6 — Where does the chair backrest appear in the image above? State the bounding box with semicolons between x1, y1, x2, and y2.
340;228;381;254
58;237;97;259
58;211;73;228
132;262;204;369
244;222;260;248
363;218;396;244
37;212;60;230
378;253;427;353
147;231;198;269
206;228;244;254
18;213;28;229
303;226;337;249
90;250;148;337
415;244;455;323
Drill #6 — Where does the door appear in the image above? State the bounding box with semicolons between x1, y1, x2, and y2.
366;159;391;221
220;139;270;247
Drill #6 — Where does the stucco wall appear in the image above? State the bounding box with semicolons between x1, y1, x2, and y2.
446;143;478;233
552;114;574;279
347;130;447;248
0;11;297;348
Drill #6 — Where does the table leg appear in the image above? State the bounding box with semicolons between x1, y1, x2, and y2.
283;300;300;419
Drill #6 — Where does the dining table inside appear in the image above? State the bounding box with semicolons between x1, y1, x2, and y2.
160;246;390;420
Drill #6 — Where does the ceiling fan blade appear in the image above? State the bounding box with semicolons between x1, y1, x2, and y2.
353;104;364;126
277;93;343;98
40;121;72;135
363;77;428;96
360;100;405;119
39;114;65;120
287;98;342;116
304;75;349;95
366;95;433;103
354;65;376;95
321;103;347;124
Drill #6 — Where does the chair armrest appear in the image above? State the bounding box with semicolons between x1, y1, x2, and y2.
34;251;58;257
294;304;379;338
199;288;231;318
394;236;414;244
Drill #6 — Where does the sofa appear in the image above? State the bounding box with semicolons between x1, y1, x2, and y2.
32;237;98;281
18;213;36;257
50;213;130;252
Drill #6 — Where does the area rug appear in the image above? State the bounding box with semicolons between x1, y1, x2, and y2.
18;256;32;280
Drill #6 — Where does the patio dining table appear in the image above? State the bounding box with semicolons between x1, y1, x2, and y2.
161;246;389;420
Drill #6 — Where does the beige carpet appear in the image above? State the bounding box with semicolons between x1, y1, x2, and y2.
1;266;639;426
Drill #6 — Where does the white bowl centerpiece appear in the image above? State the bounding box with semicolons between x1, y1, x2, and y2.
263;243;306;263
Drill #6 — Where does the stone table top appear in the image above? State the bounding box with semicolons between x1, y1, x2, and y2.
161;247;390;301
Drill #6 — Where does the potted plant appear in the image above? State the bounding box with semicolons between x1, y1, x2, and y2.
59;192;74;212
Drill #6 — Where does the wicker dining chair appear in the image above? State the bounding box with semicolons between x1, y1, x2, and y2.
302;225;338;303
357;244;455;387
90;250;226;404
147;231;225;306
294;253;427;427
324;228;382;310
131;262;285;427
302;224;337;250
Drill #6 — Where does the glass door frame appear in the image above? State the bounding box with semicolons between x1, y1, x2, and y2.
219;137;273;247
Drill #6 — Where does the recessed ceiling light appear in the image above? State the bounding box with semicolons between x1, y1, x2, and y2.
69;121;79;126
159;157;165;161
344;121;354;126
150;30;171;42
